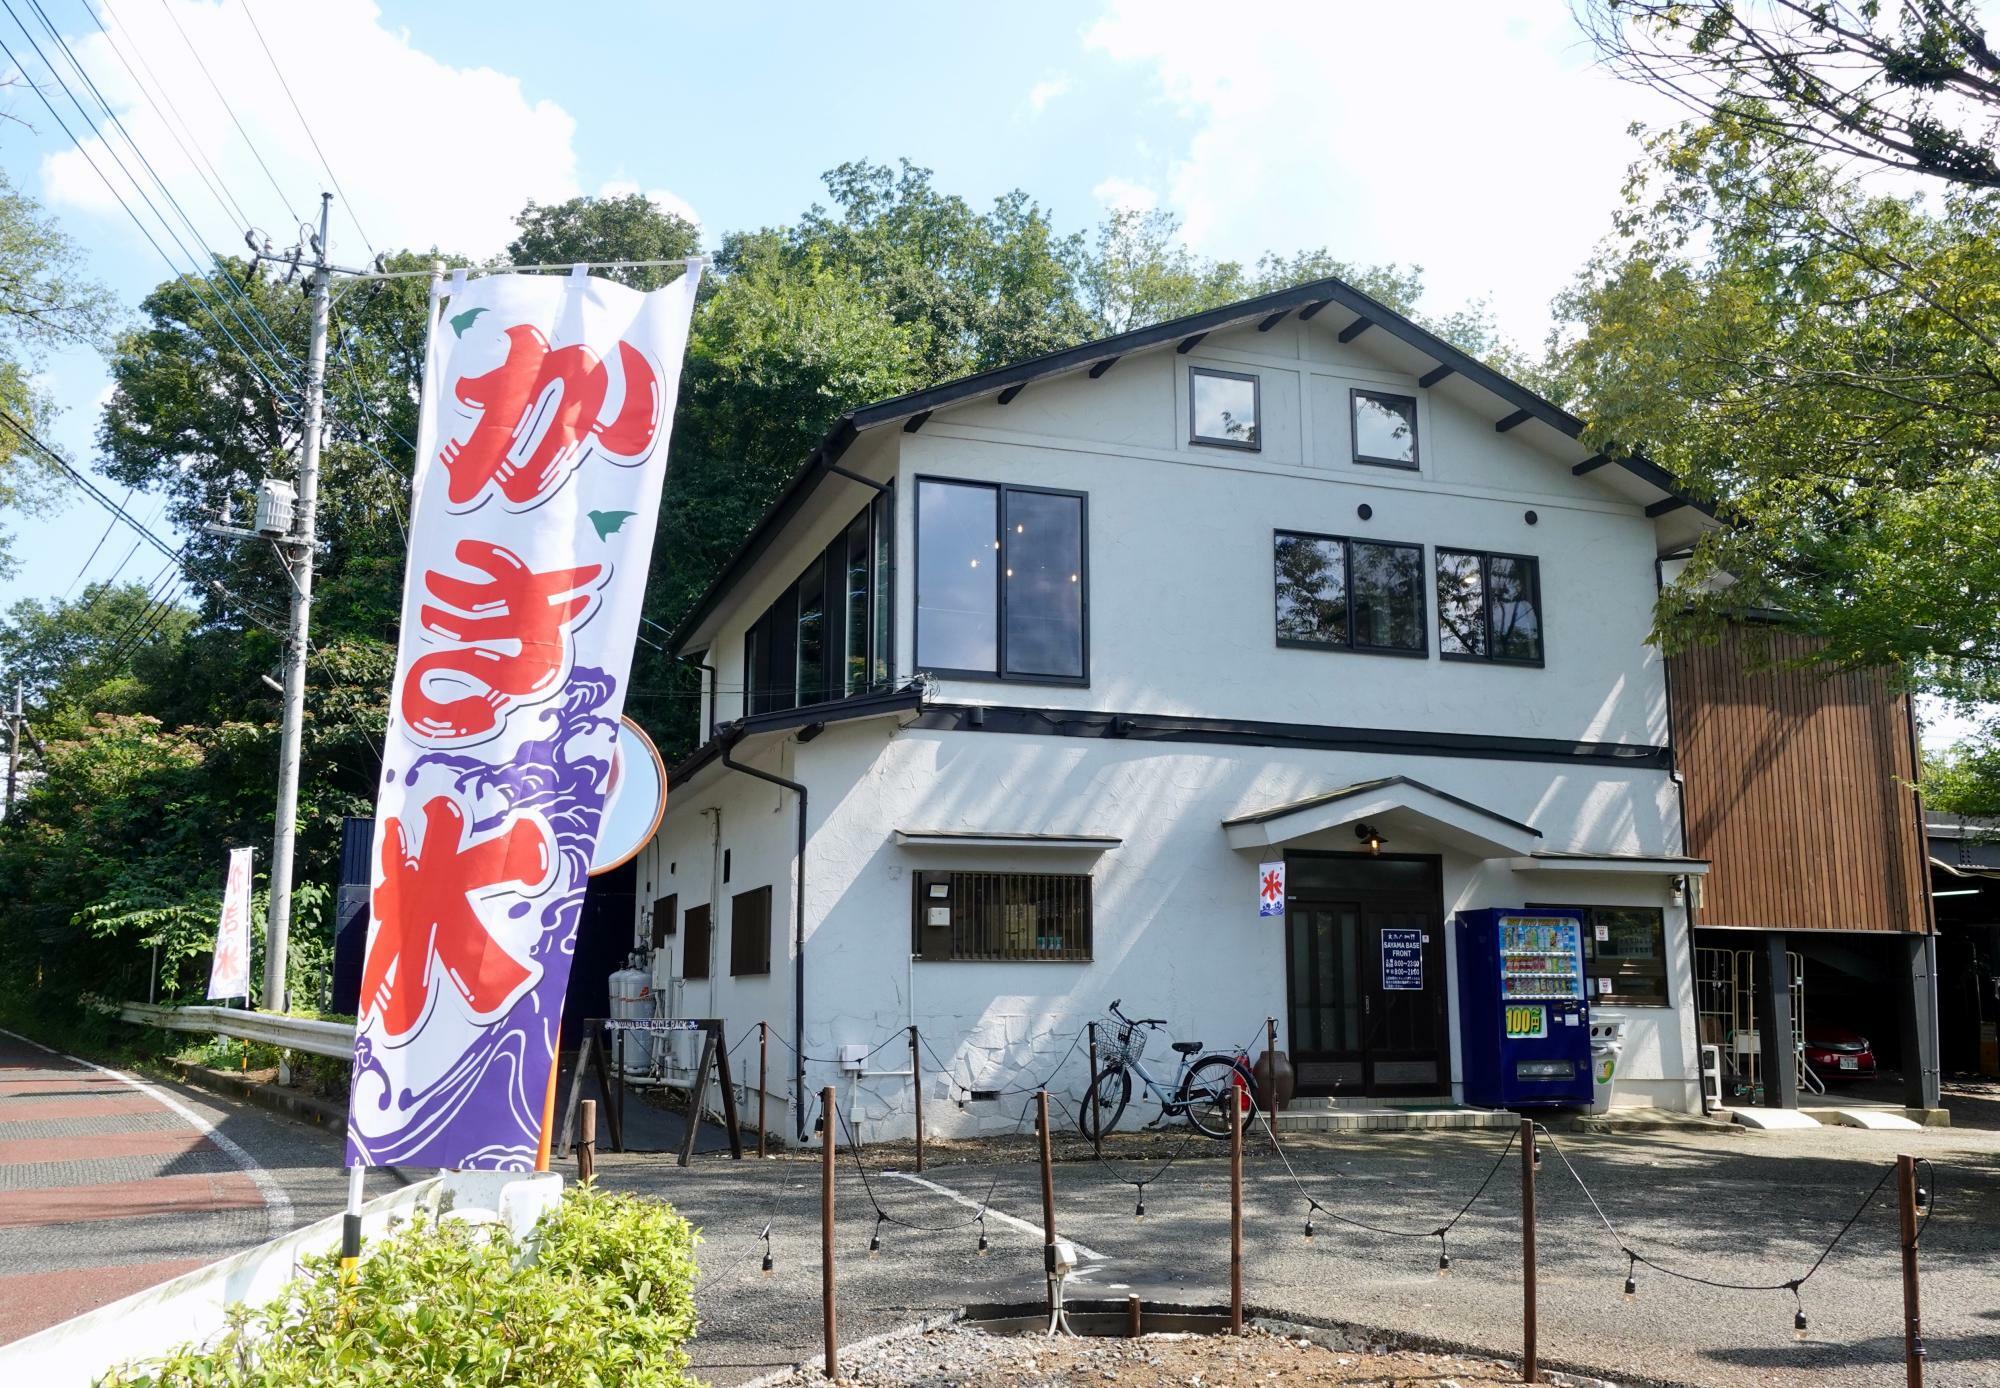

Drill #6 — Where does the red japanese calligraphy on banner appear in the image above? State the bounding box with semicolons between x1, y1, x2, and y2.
402;540;604;744
350;265;700;1172
441;324;661;508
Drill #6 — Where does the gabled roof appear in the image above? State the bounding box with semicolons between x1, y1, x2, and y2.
669;273;1715;655
1221;774;1542;858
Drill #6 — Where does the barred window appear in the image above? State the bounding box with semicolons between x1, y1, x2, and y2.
912;870;1093;962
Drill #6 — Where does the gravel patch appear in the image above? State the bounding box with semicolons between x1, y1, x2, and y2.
765;1321;1596;1387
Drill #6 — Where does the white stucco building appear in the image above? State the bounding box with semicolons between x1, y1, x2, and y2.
626;276;1718;1142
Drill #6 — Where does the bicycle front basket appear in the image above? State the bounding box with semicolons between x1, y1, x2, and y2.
1099;1020;1147;1068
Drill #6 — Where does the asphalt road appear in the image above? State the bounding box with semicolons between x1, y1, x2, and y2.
602;1111;2000;1387
0;1029;399;1345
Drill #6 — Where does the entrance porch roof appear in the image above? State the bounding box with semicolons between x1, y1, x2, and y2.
1221;775;1541;858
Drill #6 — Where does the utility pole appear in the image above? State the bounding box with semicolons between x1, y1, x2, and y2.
4;681;21;816
263;192;334;1014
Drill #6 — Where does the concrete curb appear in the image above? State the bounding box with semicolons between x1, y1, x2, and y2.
155;1057;348;1133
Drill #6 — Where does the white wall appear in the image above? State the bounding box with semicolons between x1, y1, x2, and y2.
895;318;1670;747
785;725;1689;1138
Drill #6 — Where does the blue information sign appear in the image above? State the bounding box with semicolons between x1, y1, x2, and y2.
1381;928;1424;991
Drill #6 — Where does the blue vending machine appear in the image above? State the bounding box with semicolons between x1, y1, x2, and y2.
1455;909;1592;1108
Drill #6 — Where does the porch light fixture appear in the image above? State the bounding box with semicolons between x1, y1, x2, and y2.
1356;822;1385;856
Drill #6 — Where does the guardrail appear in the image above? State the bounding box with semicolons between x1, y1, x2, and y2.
117;1001;356;1061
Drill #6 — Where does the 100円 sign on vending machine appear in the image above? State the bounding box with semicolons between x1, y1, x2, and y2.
347;264;700;1171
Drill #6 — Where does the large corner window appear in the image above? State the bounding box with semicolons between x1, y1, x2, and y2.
1190;367;1260;450
916;478;1087;683
912;870;1093;962
1437;549;1543;664
1529;904;1667;1007
729;886;772;977
1351;389;1419;469
743;493;895;717
1274;531;1426;656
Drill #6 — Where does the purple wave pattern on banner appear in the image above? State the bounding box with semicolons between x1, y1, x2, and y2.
346;670;618;1169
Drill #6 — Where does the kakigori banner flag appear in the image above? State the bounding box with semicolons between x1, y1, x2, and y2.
347;263;699;1170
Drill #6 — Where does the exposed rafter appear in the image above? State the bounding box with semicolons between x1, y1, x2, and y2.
1088;357;1119;379
1298;301;1329;320
1644;497;1689;518
1418;365;1455;388
1256;310;1290;332
1495;409;1532;433
1571;453;1612;475
1337;317;1374;343
1176;332;1207;354
902;411;931;434
996;384;1024;405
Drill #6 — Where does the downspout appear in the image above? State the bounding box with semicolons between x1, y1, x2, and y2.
722;740;811;1141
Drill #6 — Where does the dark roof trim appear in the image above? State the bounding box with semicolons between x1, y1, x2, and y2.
1222;774;1541;838
669;272;1714;654
665;682;924;785
911;703;1675;770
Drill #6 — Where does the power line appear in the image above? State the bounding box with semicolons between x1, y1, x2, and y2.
238;0;373;255
62;485;132;599
85;0;257;236
150;0;303;226
15;0;300;374
0;21;301;407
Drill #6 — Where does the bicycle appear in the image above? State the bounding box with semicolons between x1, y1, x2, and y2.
1077;999;1256;1141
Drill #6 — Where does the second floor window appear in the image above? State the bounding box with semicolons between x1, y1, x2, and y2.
916;478;1087;683
1274;530;1426;655
1437;549;1544;664
744;491;893;716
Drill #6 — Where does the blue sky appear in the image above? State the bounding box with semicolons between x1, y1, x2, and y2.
0;0;1975;743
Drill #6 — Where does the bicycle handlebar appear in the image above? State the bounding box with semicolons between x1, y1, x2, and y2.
1105;1000;1166;1027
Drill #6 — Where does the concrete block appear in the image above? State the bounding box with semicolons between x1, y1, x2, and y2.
1727;1107;1822;1130
1807;1108;1924;1131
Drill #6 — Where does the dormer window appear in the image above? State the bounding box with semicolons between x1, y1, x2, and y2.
1351;389;1419;469
1190;367;1260;451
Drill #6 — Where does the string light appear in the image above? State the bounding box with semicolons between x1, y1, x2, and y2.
977;1214;989;1256
1303;1202;1317;1241
1915;1185;1929;1210
1134;1183;1147;1221
1436;1234;1451;1278
1793;1305;1809;1341
760;1224;774;1278
868;1214;884;1259
1623;1253;1637;1302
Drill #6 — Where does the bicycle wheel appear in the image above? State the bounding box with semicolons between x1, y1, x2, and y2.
1077;1065;1131;1140
1177;1055;1250;1139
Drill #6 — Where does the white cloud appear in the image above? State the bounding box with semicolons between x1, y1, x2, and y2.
37;0;580;260
1083;0;1685;348
1091;176;1157;214
1026;74;1073;115
595;179;702;232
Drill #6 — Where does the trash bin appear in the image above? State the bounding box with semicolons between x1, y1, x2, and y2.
1588;1019;1627;1114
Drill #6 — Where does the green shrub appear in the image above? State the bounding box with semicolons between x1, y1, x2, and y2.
100;1183;701;1387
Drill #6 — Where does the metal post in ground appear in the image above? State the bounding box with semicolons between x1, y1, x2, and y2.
1037;1089;1057;1316
262;195;334;1015
821;1085;837;1380
1898;1153;1925;1387
577;1100;596;1183
909;1024;924;1173
1230;1085;1244;1335
1264;1016;1278;1108
1521;1118;1538;1384
758;1022;769;1160
1088;1022;1101;1159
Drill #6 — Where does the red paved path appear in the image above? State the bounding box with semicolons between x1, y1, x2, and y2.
0;1036;274;1344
